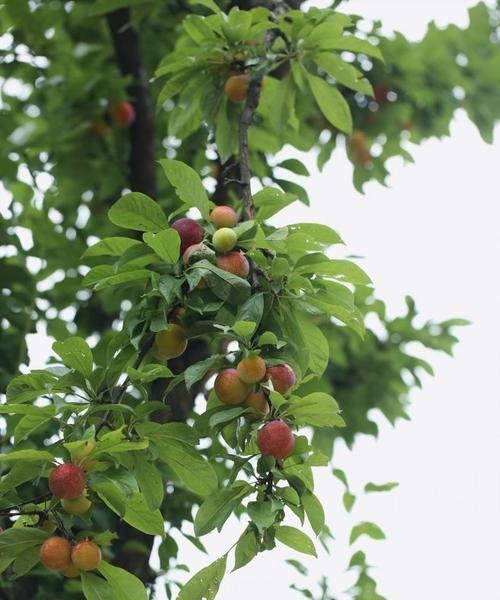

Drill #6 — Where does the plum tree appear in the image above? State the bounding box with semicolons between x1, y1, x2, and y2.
110;100;135;127
212;227;237;253
0;1;479;598
71;541;102;571
224;74;250;103
48;464;86;500
214;369;250;405
237;356;267;384
216;251;250;278
243;391;269;421
257;420;295;460
40;537;72;572
265;364;297;395
172;218;204;253
210;206;238;228
152;324;187;360
61;493;92;516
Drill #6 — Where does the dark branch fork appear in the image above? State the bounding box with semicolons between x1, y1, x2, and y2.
238;2;290;220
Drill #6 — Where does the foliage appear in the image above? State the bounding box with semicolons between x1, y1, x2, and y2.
0;0;487;598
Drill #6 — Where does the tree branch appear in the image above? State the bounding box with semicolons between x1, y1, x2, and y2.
106;8;157;198
95;333;156;436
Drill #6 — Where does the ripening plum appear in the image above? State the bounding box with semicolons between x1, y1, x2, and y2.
48;464;86;500
40;537;72;571
265;364;297;395
210;205;238;228
172;218;204;253
214;369;250;405
71;540;102;571
257;420;295;460
237;356;266;384
224;74;250;103
216;252;249;278
61;493;92;516
110;101;135;127
243;390;269;421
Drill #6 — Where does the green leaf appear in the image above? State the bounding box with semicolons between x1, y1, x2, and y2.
14;414;52;442
124;492;165;537
94;482;127;517
307;73;352;134
343;491;356;512
364;482;399;493
296;314;330;377
0;403;55;416
52;336;93;378
189;0;223;15
232;321;256;338
11;545;40;578
253;187;297;220
288;223;343;246
330;35;384;62
233;529;259;571
301;491;325;536
6;371;60;404
286;393;345;428
83;266;151;291
158;159;210;219
313;53;374;96
98;559;148;600
143;229;181;264
127;364;173;384
278;158;310;176
0;528;48;559
274;525;317;557
185;355;222;391
133;453;164;510
190;260;251;304
108;192;168;232
137;423;217;496
194;482;253;536
0;449;54;463
177;554;227;600
81;572;115;600
236;293;264;327
247;500;280;530
82;237;141;259
350;522;386;544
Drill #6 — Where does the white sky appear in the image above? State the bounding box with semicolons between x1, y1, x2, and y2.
165;3;500;600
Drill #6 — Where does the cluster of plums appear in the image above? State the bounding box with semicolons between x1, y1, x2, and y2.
215;357;297;460
151;204;250;362
40;460;101;576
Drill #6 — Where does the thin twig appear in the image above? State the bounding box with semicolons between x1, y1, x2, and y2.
95;333;156;435
0;492;52;514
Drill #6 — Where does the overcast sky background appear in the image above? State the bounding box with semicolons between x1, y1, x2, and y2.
163;2;500;599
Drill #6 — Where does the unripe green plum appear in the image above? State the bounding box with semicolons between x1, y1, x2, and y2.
48;464;86;500
210;206;238;228
237;356;267;384
257;420;295;460
153;324;187;361
214;369;250;405
216;252;249;278
213;227;237;253
265;364;297;395
62;493;92;516
71;540;102;571
40;537;72;571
